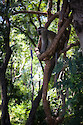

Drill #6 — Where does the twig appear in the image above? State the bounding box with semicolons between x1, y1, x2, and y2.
28;13;37;30
13;58;25;82
37;0;42;27
14;25;36;47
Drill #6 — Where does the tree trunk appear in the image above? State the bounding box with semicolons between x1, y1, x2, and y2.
26;87;43;125
0;71;11;125
70;0;83;55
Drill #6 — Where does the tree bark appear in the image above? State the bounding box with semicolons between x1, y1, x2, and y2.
70;0;83;55
0;48;12;125
26;87;43;125
0;72;11;125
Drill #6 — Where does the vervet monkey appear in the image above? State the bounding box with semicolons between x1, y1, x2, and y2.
37;27;56;54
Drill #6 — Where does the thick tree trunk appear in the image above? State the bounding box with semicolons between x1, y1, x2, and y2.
70;0;83;55
0;72;11;125
0;46;12;125
26;87;43;125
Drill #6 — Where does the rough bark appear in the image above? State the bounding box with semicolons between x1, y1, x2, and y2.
42;59;55;125
0;1;12;123
39;1;72;124
0;48;12;125
70;0;83;55
0;73;11;125
26;87;43;125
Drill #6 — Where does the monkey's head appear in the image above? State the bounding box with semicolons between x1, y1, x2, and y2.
37;27;47;35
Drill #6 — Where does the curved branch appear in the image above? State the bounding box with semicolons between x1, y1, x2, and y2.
45;12;59;28
47;0;52;19
12;10;48;16
59;41;80;54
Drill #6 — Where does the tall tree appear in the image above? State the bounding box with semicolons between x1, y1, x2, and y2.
70;0;83;55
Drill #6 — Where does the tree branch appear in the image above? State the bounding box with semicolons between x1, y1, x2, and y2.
59;41;80;54
47;0;52;20
26;86;43;125
14;25;36;47
58;0;68;30
37;0;42;27
57;0;60;12
12;10;48;16
42;58;56;125
29;15;37;30
45;12;59;28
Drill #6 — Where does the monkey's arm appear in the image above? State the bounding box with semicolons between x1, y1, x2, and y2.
35;35;41;57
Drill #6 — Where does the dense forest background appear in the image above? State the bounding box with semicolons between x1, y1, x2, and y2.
0;0;83;125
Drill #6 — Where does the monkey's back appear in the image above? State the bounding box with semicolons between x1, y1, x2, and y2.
47;30;56;45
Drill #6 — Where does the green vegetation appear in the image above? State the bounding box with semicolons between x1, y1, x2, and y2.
0;0;83;125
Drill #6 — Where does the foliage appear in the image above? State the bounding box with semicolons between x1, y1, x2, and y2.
48;50;83;125
0;0;83;125
6;29;43;124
